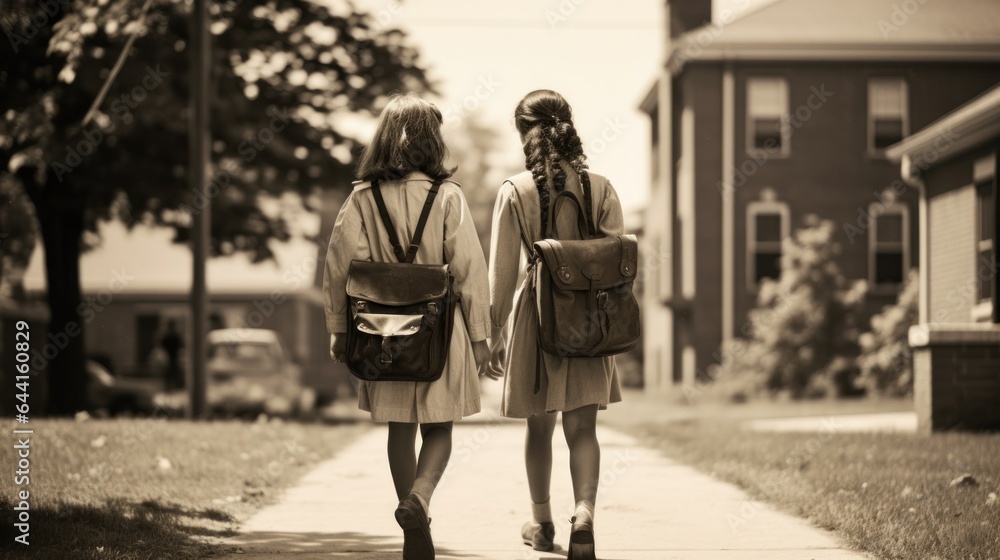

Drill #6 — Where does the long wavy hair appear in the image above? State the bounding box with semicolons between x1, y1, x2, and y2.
514;89;591;237
356;93;455;182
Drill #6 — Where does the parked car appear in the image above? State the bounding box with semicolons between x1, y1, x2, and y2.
86;360;160;415
154;328;316;418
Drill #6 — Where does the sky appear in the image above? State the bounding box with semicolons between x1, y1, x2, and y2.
349;0;781;214
353;0;665;213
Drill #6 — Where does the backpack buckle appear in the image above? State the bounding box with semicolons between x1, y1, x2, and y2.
596;290;609;310
379;337;393;366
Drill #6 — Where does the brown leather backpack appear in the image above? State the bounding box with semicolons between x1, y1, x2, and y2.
531;175;641;365
345;179;454;382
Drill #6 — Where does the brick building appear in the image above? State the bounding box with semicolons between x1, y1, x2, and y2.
887;85;1000;432
639;0;1000;390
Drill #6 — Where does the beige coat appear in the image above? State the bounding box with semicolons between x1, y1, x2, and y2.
323;172;489;423
489;165;624;418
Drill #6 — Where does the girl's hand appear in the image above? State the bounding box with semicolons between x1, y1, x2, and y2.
483;325;506;380
484;341;505;380
329;334;347;363
472;340;491;376
490;325;505;350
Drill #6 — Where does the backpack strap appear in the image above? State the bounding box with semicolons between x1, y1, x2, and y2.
370;178;444;264
544;171;598;240
406;180;443;263
550;191;595;240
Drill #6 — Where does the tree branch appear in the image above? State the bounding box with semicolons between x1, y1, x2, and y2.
81;0;155;127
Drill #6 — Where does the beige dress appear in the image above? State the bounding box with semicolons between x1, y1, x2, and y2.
323;172;489;423
489;164;624;419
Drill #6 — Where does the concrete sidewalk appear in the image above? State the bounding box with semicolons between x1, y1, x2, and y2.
746;412;917;434
221;416;868;559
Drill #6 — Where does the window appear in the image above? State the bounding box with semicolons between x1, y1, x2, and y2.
870;205;909;289
868;78;908;154
747;202;789;287
975;157;996;307
746;77;789;156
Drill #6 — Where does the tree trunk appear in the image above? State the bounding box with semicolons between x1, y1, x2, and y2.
28;177;88;416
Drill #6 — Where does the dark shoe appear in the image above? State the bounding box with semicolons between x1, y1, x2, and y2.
395;494;434;560
567;514;595;560
521;520;555;552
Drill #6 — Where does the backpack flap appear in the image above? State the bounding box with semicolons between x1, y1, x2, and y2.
343;179;455;383
355;313;423;337
533;235;638;291
346;260;450;306
532;234;640;358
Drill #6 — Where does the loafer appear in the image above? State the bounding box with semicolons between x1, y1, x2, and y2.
521;520;555;551
395;494;434;560
567;514;595;560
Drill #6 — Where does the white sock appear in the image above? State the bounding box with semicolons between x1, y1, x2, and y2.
531;498;552;523
574;500;595;524
410;477;434;515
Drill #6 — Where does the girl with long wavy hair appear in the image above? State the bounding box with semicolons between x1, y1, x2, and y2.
486;90;625;560
323;93;492;560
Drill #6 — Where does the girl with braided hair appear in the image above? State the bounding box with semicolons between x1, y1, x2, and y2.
486;90;625;560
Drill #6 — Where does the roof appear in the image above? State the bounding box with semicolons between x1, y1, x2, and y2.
672;0;1000;67
639;79;660;115
886;83;1000;171
22;220;324;297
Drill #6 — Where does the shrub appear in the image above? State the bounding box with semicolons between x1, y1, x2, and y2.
856;269;919;397
714;219;866;399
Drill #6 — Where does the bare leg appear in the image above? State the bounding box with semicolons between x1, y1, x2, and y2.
387;422;418;501
525;412;558;504
562;405;600;505
411;421;453;506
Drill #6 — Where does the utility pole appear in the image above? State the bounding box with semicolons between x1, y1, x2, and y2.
187;0;210;418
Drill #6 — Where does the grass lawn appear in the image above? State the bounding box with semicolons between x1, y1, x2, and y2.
0;418;368;560
603;391;1000;560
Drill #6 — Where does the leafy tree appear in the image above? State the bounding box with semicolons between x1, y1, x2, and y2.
0;0;432;414
444;114;520;256
856;269;919;397
0;175;36;299
715;219;867;399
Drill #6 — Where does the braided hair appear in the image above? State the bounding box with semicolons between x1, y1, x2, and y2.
514;90;593;238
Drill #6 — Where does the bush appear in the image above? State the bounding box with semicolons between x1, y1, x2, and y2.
856;269;919;397
714;220;867;399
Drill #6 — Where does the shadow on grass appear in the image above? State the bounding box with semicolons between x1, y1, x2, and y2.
218;530;480;558
0;498;232;560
